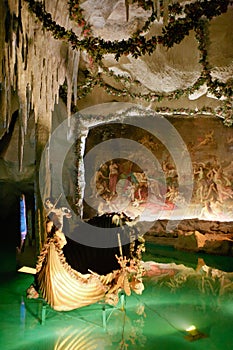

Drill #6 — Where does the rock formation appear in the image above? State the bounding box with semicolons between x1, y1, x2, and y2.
0;0;232;255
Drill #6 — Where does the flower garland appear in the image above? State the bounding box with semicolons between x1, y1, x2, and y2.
24;0;231;59
68;0;93;36
24;0;233;125
73;19;232;101
73;15;232;124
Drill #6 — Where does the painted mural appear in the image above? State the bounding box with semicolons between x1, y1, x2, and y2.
80;116;233;222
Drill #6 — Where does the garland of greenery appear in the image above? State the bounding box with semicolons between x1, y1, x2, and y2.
24;0;233;125
74;18;232;101
24;0;231;59
74;136;82;213
60;77;232;127
68;0;158;39
68;0;93;36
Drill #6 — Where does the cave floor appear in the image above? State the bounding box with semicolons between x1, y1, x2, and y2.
1;245;233;350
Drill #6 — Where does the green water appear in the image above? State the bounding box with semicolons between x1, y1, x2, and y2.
143;242;233;272
0;246;233;350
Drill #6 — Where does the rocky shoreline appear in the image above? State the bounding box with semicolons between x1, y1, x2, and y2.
144;219;233;256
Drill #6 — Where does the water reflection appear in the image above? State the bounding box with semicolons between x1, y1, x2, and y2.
53;302;147;350
48;259;233;350
143;258;233;298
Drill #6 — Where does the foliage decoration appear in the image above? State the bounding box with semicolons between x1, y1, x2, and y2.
24;0;233;125
68;0;92;36
73;16;231;104
24;0;231;59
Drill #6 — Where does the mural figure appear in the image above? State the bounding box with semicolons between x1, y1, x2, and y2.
199;200;224;220
162;157;178;186
97;194;118;215
91;165;110;198
139;135;159;152
109;160;119;195
194;130;215;150
194;163;208;203
137;182;148;202
165;184;178;204
206;164;233;203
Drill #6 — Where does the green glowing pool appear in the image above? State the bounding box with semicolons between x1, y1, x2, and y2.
0;243;233;350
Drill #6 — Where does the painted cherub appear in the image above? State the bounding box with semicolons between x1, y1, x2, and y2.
194;130;215;150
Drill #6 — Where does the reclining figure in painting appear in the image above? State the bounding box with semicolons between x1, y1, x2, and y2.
27;198;145;311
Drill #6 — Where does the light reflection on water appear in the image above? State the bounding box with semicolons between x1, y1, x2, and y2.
2;243;233;350
143;242;233;272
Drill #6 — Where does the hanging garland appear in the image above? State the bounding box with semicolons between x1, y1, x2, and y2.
24;0;233;125
68;0;158;39
68;0;93;36
74;18;232;101
24;0;231;59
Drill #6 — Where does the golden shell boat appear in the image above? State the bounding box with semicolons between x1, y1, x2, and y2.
28;211;145;311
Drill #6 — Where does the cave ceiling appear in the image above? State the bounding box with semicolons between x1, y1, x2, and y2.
0;0;232;179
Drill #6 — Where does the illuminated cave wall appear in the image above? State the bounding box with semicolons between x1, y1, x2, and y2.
81;114;233;223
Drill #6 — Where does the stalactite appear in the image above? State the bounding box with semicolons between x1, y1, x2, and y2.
67;79;72;125
18;106;24;172
16;27;28;137
0;0;80;174
153;0;157;14
66;46;78;126
163;0;169;26
26;83;31;123
6;76;12;132
1;78;8;130
125;0;129;21
11;33;17;90
4;45;12;132
72;51;80;107
46;136;50;173
157;0;160;21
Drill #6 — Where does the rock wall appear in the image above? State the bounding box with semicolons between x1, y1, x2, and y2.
145;219;233;256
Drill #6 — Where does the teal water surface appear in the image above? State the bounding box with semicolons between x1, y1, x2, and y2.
0;243;233;350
